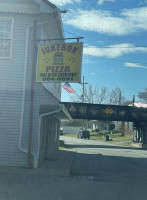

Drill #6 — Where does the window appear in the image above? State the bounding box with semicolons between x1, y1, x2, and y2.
0;18;13;59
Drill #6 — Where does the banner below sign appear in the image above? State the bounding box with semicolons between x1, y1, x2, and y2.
36;42;83;82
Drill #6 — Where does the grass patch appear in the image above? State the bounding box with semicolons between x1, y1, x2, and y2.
108;133;131;142
90;131;132;143
121;141;132;146
63;131;132;144
63;133;78;138
59;146;70;150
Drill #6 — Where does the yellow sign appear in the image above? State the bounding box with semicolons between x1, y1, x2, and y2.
104;106;114;116
36;42;83;82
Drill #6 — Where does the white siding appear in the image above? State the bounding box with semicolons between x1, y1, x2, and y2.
0;13;31;166
40;13;63;101
0;5;63;166
62;126;81;134
22;21;61;156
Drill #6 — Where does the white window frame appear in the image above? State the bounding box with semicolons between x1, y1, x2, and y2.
0;18;14;59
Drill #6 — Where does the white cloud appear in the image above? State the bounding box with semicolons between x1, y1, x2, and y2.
100;70;115;73
83;58;96;64
125;62;147;69
64;9;130;35
122;7;147;30
63;7;147;35
97;0;115;5
49;0;80;6
83;43;147;58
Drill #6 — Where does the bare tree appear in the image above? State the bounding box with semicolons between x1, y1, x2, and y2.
109;87;125;105
138;88;147;103
72;85;129;106
98;87;109;104
71;84;109;130
72;84;109;104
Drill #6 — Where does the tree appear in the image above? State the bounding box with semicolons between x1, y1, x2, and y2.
72;84;109;104
71;84;109;130
138;88;147;103
109;87;126;105
72;85;129;106
109;87;129;136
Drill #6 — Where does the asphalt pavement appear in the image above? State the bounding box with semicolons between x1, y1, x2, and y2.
0;136;147;200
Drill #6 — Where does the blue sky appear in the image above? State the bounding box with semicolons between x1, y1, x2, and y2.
50;0;147;102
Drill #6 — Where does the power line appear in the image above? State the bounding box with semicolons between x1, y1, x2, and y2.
84;46;147;48
63;29;81;37
38;21;83;41
83;35;147;42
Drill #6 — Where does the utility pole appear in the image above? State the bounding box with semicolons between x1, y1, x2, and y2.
119;91;121;105
81;76;88;103
133;95;135;106
80;76;88;130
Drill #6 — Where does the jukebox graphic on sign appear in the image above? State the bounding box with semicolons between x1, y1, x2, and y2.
53;52;64;65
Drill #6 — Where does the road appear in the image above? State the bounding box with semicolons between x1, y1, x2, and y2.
62;136;147;196
0;136;147;200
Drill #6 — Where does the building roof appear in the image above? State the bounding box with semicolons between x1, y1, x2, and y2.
134;102;147;108
0;0;57;14
129;102;147;108
40;104;72;120
41;0;57;9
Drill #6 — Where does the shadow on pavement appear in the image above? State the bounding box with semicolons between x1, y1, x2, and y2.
70;149;147;186
64;143;143;150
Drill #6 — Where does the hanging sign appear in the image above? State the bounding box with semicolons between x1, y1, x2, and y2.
36;42;83;82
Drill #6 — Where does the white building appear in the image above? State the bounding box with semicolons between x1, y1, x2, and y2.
0;0;71;168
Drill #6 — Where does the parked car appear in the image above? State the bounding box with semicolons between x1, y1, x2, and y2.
78;130;90;139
